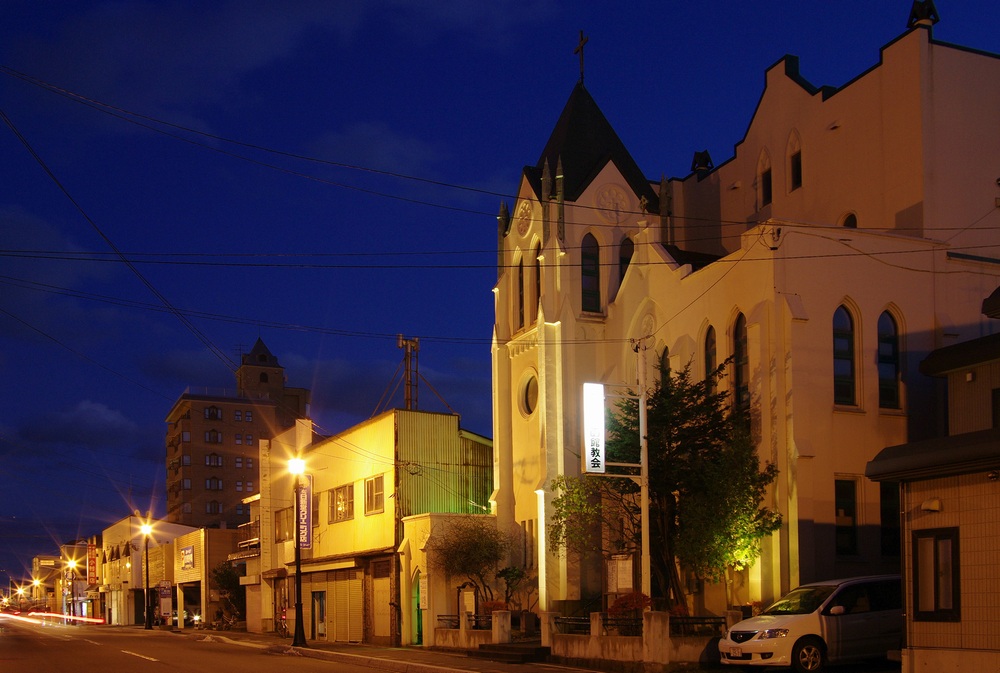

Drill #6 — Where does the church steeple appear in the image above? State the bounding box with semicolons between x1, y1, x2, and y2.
236;337;285;399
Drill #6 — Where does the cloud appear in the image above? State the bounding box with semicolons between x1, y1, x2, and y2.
18;399;143;450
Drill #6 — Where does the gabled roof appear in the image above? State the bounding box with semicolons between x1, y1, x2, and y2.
524;82;658;213
242;337;279;367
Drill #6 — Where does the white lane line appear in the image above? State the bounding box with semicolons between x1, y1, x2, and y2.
121;650;159;661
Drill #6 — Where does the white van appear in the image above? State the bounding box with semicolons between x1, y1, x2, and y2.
718;575;902;673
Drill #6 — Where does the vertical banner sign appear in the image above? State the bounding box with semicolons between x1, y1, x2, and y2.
298;474;312;549
583;382;606;473
87;543;97;583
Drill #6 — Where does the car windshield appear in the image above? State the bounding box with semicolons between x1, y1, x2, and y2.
762;586;836;615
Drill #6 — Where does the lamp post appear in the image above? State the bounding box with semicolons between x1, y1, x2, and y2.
66;559;77;620
288;457;308;647
141;522;153;630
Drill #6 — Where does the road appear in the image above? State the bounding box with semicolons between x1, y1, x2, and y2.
0;616;363;672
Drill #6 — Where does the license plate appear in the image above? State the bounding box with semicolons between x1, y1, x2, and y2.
729;647;743;657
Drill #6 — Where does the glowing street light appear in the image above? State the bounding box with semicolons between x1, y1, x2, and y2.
288;457;308;648
141;522;153;630
66;559;78;620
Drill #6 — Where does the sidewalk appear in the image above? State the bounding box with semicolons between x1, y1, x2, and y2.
172;627;720;673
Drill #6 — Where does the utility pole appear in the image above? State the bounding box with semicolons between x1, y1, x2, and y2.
397;335;420;410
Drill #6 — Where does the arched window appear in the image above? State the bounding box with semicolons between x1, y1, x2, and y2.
659;346;670;382
833;306;857;405
705;325;717;390
842;212;858;229
581;234;601;313
516;257;525;329
878;311;900;408
733;314;749;411
619;237;634;286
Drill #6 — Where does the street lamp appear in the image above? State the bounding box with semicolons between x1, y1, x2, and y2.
141;522;154;630
288;457;308;647
66;559;77;620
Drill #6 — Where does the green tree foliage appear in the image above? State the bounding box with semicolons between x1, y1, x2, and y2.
425;517;512;605
210;561;246;617
549;358;781;606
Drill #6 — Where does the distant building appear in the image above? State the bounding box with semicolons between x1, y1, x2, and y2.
492;8;1000;614
165;338;310;529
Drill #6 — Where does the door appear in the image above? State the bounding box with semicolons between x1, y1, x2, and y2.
372;561;391;643
312;591;327;640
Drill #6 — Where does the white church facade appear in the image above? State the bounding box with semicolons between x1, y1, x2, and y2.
491;13;1000;614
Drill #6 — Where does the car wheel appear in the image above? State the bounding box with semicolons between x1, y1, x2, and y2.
791;637;825;673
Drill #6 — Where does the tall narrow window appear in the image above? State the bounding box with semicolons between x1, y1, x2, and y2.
704;325;717;390
878;312;900;408
835;479;858;556
833;306;856;405
733;314;749;412
581;234;601;313
365;475;385;515
789;151;802;191
533;243;542;321
619;237;634;286
659;347;670;381
913;528;960;622
758;152;773;208
516;258;525;329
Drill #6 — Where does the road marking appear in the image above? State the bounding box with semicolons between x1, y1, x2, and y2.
121;650;159;662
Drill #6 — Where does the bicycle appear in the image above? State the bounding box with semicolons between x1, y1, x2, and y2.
216;612;239;631
275;616;290;638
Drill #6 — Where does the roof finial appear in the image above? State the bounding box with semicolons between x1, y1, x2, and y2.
574;30;588;84
907;0;940;28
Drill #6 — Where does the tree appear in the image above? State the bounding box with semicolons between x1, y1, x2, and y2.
424;517;512;606
210;561;245;617
549;358;780;608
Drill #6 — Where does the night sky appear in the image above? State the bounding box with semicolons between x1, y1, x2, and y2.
2;1;997;583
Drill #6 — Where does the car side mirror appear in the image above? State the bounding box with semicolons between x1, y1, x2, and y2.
829;605;845;616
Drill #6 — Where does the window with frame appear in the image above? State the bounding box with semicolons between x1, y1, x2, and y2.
236;504;244;516
275;507;293;542
182;502;192;513
205;453;223;467
758;152;773;207
235;457;243;468
330;484;354;522
245;410;253;422
833;305;857;405
365;475;384;515
235;434;243;445
835;478;859;556
236;481;243;492
789;151;802;191
581;233;601;313
533;243;542;321
206;477;223;491
245;434;254;446
181;454;191;466
182;478;191;490
234;410;242;422
204;406;222;420
206;501;222;514
312;493;320;527
181;431;191;442
205;429;223;444
878;311;901;408
913;527;960;621
247;458;254;469
246;480;253;491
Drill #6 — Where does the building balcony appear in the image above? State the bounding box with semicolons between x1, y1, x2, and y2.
237;519;260;549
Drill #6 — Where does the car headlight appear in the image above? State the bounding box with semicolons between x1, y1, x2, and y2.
758;628;789;639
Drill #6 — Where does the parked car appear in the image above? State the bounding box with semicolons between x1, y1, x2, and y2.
718;575;902;673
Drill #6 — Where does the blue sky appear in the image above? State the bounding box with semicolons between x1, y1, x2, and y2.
1;1;997;582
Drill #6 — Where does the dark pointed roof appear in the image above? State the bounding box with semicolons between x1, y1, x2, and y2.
242;337;279;367
525;82;658;214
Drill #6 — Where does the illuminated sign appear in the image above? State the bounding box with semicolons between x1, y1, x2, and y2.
583;382;606;473
298;474;312;549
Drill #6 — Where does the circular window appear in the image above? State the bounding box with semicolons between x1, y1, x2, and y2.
520;375;539;416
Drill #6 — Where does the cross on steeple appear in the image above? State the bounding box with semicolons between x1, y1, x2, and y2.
574;30;588;84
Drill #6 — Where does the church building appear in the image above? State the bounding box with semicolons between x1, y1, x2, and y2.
491;7;1000;613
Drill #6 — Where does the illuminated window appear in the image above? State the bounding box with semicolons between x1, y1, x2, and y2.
329;486;353;523
365;475;384;515
913;528;960;622
878;311;900;409
275;507;293;542
833;306;857;405
581;234;601;313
